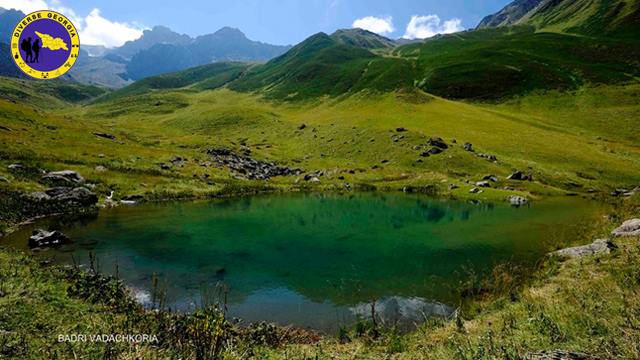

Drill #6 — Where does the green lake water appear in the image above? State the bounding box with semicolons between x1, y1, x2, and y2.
3;193;601;332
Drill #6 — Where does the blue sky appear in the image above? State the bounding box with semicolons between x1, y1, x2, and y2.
1;0;512;46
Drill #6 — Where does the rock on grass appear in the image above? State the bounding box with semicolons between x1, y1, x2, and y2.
552;239;616;258
611;219;640;237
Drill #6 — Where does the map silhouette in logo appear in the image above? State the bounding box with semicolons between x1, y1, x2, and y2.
11;10;80;79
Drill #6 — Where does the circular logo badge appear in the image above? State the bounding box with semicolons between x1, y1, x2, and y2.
10;10;80;80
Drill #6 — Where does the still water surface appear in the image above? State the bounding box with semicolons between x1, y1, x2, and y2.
3;193;600;332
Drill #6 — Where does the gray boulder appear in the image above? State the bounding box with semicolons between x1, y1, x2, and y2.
41;170;85;187
29;187;98;206
611;219;640;237
469;187;482;194
0;176;8;183
29;229;71;248
463;143;474;152
476;181;491;188
507;171;532;181
552;239;615;258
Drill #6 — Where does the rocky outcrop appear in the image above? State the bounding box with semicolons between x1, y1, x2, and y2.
477;0;544;29
427;137;448;150
28;187;98;206
29;229;71;248
507;171;532;181
206;147;302;180
551;239;615;258
41;170;85;187
611;219;640;237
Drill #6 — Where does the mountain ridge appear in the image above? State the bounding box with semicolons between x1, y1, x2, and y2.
478;0;640;39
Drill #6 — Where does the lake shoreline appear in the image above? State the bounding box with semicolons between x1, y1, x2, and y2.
0;185;635;358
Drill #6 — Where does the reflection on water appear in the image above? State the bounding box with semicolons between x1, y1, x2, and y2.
2;193;599;332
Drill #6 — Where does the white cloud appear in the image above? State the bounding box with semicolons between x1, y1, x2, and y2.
0;0;144;47
0;0;48;14
79;8;143;48
403;15;464;40
352;16;395;36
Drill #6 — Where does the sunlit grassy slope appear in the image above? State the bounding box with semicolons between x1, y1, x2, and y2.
1;75;639;204
0;77;107;108
526;0;640;39
393;27;640;100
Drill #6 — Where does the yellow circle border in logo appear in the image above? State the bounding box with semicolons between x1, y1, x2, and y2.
10;10;80;80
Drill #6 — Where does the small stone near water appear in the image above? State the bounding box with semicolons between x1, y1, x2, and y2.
41;170;85;187
507;171;532;181
93;132;116;140
509;195;528;206
29;229;71;248
402;185;437;194
611;219;640;237
551;239;615;259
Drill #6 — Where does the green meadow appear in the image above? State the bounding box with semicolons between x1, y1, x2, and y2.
1;1;640;356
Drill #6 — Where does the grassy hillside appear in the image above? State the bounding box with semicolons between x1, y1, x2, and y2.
330;28;397;50
0;77;107;108
479;0;640;40
228;33;391;100
394;27;640;100
525;0;640;39
2;80;639;215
